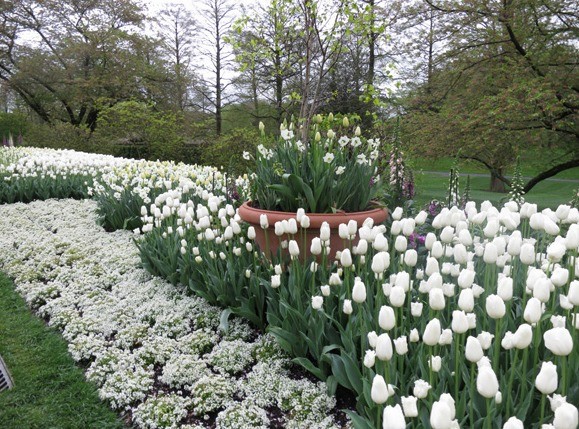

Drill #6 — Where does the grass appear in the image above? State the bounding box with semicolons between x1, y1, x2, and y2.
0;272;125;429
413;170;577;210
411;156;579;180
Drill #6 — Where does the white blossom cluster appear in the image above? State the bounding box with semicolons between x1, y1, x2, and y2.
0;198;344;428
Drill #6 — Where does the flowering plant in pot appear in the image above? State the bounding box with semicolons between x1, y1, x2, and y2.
238;114;388;258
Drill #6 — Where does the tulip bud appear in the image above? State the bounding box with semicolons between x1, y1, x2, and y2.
429;288;446;310
383;404;406;429
379;306;396;330
413;379;431;399
465;336;484;363
395;235;408;252
394;336;408;355
544;327;574;356
503;416;524;429
363;350;376;368
371;374;389;404
259;213;269;229
524;297;543;324
553;403;579;429
423;318;442;346
311;296;323;310
404;249;418;267
411;302;423;317
352;278;367;303
340;248;353;267
429;355;442;372
271;274;281;288
343;299;353;314
512;323;533;349
535;361;558;394
497;276;513;301
520;242;535;265
430;400;454;429
320;222;330;242
486;294;506;319
342;116;349;127
567;280;579;306
368;331;378;348
452;310;469;334
458;288;475;312
376;333;393;361
477;365;499;398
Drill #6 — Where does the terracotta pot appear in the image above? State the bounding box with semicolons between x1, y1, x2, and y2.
237;201;388;261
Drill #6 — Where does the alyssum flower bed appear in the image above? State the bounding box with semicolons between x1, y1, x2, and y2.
0;199;342;428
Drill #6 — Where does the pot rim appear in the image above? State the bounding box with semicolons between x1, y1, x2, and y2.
238;200;388;228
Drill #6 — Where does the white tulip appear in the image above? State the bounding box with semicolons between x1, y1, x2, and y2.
430;400;454;429
415;210;428;225
404;249;418;267
389;286;406;307
451;310;469;334
512;323;533;349
311;296;323;310
477;332;494;350
486;294;506;319
411;301;423;317
368;331;378;348
544;327;574;356
477;365;499;398
343;299;353;315
465;336;484;362
409;328;420;343
394;336;408;355
395;235;408;252
567;280;579;306
503;417;524;429
524;297;544;324
551;267;569;288
438;329;453;346
288;240;300;258
429;287;446;311
363;350;376;368
553;403;579;429
379;305;396;330
429;355;442;372
423;318;442;346
520;242;536;265
497;276;513;301
413;379;431;399
547;241;566;262
371;374;389;404
401;395;418;418
383;404;406;429
352;278;367;303
376;333;393;361
458;269;476;289
535;361;558;394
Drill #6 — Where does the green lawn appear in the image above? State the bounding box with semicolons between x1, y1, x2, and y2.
0;272;125;429
411;156;579;180
413;170;577;210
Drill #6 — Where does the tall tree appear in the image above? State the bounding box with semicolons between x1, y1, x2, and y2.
197;0;237;135
399;0;578;192
155;3;198;113
0;0;151;129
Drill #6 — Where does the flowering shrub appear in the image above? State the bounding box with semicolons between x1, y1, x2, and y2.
245;115;382;213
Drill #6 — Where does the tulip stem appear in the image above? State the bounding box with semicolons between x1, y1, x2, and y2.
469;363;475;429
454;333;461;400
493;318;502;374
539;394;546;425
485;398;492;429
506;348;518;416
561;355;567;396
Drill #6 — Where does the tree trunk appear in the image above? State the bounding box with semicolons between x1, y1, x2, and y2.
490;168;506;193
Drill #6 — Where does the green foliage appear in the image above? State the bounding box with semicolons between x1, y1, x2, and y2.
0;273;124;429
200;128;262;176
0;112;27;140
23;122;98;152
249;116;382;213
94;101;186;162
